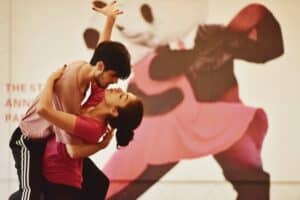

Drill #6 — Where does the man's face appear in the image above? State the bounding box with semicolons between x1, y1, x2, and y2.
94;69;119;89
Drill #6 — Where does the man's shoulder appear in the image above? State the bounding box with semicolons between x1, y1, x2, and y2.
67;60;88;69
64;60;91;79
55;60;90;90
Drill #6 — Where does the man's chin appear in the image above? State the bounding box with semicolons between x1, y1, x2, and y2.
98;84;107;89
94;80;106;89
100;83;108;89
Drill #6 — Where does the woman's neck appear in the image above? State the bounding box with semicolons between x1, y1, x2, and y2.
82;101;109;123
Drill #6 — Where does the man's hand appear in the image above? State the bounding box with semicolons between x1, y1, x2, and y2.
92;1;123;19
100;126;115;148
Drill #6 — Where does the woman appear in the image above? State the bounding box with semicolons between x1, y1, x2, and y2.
36;66;143;200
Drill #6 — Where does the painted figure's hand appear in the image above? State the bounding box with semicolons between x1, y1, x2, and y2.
92;1;123;18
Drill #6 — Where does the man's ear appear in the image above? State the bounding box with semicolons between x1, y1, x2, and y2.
96;61;105;72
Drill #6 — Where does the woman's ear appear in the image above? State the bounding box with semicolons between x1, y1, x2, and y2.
96;61;105;72
110;107;119;118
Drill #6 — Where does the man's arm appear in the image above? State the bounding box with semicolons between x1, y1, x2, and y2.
77;2;123;98
98;15;115;43
37;66;80;134
93;1;123;44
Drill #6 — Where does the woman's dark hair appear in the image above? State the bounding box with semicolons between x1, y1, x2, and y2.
90;41;131;79
109;98;144;147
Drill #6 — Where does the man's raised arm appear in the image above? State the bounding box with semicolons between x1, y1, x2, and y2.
93;0;123;44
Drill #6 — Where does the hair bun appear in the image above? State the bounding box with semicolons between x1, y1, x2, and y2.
116;129;134;147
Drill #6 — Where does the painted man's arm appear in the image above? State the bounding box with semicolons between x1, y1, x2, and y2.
225;3;284;63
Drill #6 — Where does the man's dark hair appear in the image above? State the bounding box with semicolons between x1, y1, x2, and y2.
90;41;131;79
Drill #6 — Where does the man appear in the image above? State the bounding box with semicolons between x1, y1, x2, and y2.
9;1;128;199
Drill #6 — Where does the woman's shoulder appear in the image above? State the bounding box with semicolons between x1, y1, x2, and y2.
74;115;108;143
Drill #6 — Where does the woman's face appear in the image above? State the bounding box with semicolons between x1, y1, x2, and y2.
104;88;137;108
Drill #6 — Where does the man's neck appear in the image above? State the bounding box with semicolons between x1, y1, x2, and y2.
80;65;95;95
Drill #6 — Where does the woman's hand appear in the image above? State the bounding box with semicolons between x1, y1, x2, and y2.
92;1;123;18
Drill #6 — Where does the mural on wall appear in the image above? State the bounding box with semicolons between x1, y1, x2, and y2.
83;1;284;200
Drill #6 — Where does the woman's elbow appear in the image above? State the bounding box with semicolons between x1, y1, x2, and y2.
67;151;79;159
66;146;81;159
67;149;78;159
